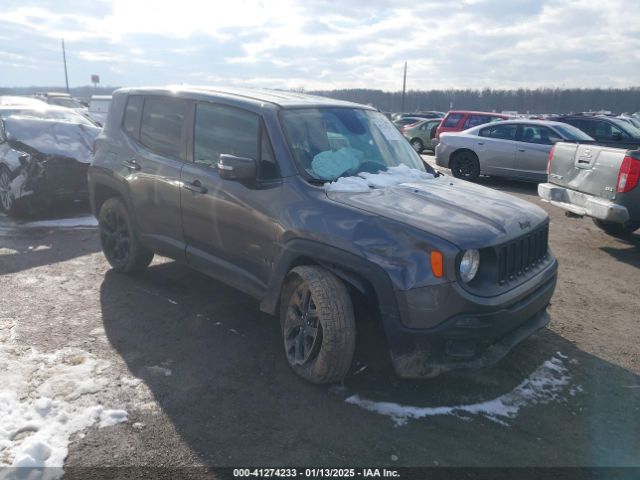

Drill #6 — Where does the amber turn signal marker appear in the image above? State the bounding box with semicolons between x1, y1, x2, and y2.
430;251;443;278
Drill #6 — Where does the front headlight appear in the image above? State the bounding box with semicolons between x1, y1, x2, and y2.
459;249;480;282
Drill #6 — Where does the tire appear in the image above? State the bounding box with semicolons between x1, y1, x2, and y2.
280;266;356;384
98;197;154;273
410;138;424;153
450;150;480;181
0;165;21;217
592;218;640;238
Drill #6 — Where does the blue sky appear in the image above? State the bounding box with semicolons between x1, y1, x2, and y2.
0;0;638;90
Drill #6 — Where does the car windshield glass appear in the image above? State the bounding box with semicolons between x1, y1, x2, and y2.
281;108;427;182
552;124;594;141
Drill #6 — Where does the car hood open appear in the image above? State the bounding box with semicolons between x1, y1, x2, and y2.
326;176;548;249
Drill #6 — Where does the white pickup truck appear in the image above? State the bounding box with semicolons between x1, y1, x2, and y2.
538;142;640;237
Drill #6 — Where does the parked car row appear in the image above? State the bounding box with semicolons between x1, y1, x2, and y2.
407;107;640;240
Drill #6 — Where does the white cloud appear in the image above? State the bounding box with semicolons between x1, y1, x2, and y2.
0;0;638;89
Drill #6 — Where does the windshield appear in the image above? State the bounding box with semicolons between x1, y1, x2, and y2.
553;123;594;141
281;108;427;182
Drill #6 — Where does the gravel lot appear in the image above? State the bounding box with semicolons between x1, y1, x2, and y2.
0;156;638;475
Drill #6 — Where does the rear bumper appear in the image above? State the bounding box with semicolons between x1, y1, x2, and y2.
387;260;557;378
538;183;629;223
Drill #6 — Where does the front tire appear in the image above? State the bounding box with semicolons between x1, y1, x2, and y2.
0;165;21;217
280;266;356;384
98;197;154;273
450;150;480;181
592;218;640;238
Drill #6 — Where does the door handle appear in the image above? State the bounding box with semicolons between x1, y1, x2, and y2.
477;142;484;145
183;179;207;194
122;158;141;170
518;148;526;152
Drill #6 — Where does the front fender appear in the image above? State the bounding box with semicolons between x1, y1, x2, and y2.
260;239;402;330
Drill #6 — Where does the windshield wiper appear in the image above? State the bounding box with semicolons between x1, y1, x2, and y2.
307;178;326;186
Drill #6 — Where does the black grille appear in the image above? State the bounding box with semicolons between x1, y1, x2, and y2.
497;224;549;284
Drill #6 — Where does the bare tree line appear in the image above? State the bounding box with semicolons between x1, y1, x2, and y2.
308;87;640;114
2;86;639;114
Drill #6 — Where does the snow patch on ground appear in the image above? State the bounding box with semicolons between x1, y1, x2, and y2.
346;354;572;427
324;164;435;192
17;216;98;229
0;323;130;469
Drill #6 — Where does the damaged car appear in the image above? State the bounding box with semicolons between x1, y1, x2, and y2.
89;87;558;383
0;115;100;216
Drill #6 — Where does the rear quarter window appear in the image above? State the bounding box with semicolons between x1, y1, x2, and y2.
443;113;463;128
122;95;143;139
139;96;187;158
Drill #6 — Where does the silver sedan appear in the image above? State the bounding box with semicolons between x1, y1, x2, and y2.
434;120;594;182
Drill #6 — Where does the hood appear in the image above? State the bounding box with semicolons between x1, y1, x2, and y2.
4;116;100;164
326;176;548;249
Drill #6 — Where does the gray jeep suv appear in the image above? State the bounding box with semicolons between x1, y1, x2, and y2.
89;87;558;383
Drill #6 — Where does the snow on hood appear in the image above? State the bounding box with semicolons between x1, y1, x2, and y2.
4;116;100;164
324;164;435;192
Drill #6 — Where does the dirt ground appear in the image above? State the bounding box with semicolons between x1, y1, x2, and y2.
0;157;638;475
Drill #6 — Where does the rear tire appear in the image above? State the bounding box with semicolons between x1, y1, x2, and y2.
450;150;480;181
592;218;640;238
410;138;424;153
98;197;154;273
280;266;356;384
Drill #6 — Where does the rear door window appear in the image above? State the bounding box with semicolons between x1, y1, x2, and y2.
139;96;187;158
562;119;593;136
479;124;518;140
594;120;628;140
122;95;143;140
443;113;463;128
518;125;557;145
463;114;490;129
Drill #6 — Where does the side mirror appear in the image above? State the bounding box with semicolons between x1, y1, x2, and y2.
218;154;257;181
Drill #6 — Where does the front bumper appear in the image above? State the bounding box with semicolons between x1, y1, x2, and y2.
538;183;629;223
386;260;557;378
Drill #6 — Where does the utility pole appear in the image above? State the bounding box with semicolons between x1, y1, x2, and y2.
401;61;407;112
61;38;69;93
